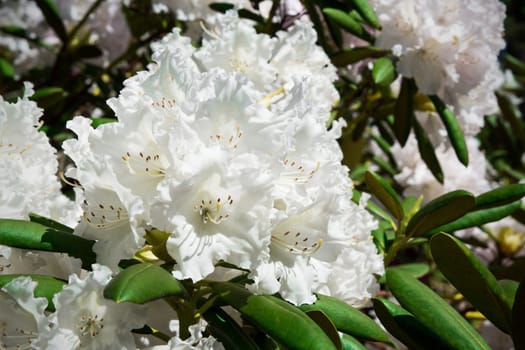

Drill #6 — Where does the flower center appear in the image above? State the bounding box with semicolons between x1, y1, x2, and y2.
77;313;104;338
209;124;242;150
194;194;234;225
280;159;320;184
82;199;129;230
0;321;37;350
121;150;167;177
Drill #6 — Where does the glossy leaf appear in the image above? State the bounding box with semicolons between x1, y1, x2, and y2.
386;269;491;350
340;333;367;350
345;0;380;28
379;263;429;283
104;262;186;304
0;274;66;312
322;8;374;42
413;117;444;183
499;279;519;312
429;95;468;166
204;307;260;350
427;201;521;236
393;78;416;146
475;184;525;210
0;219;96;269
511;275;525;349
405;190;476;237
212;282;337;350
331;47;389;67
365;171;404;221
306;310;343;350
372;297;447;350
35;0;67;42
431;233;512;333
372;57;396;87
28;213;74;234
31;86;68;109
299;294;391;343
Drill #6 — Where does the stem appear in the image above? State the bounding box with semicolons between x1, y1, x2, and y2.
384;235;409;266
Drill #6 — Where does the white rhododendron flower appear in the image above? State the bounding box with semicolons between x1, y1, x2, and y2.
391;135;492;202
35;264;146;349
0;82;80;225
0;277;48;349
64;10;382;305
372;0;506;137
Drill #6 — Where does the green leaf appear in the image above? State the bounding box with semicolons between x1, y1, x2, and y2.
427;201;521;236
91;117;117;128
0;219;96;270
209;2;235;12
386;269;491;350
299;294;391;343
372;58;396;87
372;297;448;350
0;274;66;312
104;262;186;304
35;0;67;42
331;47;389;67
306;310;343;350
30;86;68;109
379;263;429;283
28;213;74;234
364;171;404;222
413;117;444;183
429;95;468;166
204;307;260;350
475;184;525;210
393;78;416;146
340;333;367;350
511;275;525;349
345;0;380;28
499;279;519;311
322;8;374;42
212;282;337;350
430;233;513;333
405;190;476;237
0;57;15;79
496;91;525;148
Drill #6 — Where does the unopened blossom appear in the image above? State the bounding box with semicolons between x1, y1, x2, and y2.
35;264;146;349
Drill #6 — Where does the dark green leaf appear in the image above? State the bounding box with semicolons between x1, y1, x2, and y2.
345;0;380;28
372;57;396;87
0;219;96;270
504;54;525;75
306;310;343;350
496;91;525;148
331;47;389;67
476;184;525;210
431;233;513;333
209;2;235;12
212;282;337;350
322;8;374;42
35;0;67;42
393;78;416;146
405;190;476;237
340;333;367;350
30;87;68;109
386;269;491;350
413;117;444;183
104;262;186;304
91;117;116;128
427;201;521;236
29;213;74;234
429;95;468;166
0;274;66;312
499;279;519;312
204;306;260;350
365;171;404;222
299;294;391;343
379;263;429;283
372;297;448;350
511;275;525;349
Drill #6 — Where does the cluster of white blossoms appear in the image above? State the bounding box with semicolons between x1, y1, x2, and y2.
63;11;383;306
371;0;506;138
